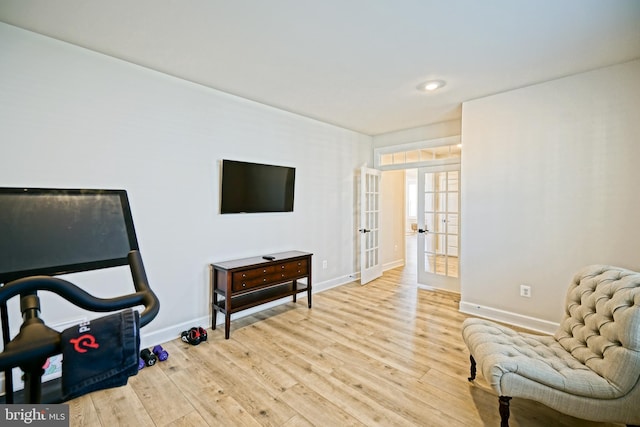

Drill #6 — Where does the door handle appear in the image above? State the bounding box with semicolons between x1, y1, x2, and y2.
358;228;371;233
418;228;428;233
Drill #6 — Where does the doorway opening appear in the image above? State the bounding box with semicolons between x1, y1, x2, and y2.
373;136;461;292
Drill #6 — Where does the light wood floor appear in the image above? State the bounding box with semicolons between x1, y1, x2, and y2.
68;267;625;427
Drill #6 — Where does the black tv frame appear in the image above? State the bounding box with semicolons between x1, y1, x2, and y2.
0;187;139;284
220;159;296;214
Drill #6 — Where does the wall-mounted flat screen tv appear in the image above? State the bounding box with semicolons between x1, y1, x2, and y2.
0;187;139;284
220;160;295;214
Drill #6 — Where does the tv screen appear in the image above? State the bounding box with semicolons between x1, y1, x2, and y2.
0;188;139;283
220;160;295;214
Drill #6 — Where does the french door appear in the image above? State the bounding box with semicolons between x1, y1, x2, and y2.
359;166;382;285
416;166;460;292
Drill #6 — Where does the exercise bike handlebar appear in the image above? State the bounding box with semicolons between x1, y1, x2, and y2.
0;250;160;371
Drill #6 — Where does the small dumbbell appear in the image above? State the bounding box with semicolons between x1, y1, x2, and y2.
138;358;146;370
152;345;169;361
140;348;157;367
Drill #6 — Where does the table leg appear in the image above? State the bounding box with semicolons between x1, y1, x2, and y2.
307;268;312;308
292;279;297;302
212;308;217;330
210;265;217;330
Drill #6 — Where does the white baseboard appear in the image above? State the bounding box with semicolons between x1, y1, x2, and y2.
383;259;405;271
459;301;558;335
315;273;359;292
139;315;210;350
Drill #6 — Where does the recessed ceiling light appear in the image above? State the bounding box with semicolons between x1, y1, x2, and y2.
417;80;446;92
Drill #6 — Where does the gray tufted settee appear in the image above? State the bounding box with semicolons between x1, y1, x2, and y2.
461;265;640;427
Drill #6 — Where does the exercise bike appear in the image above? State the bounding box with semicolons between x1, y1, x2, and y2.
0;188;160;404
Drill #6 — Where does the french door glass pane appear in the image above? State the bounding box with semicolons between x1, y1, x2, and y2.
425;213;435;232
447;192;458;212
447;214;458;234
437;193;447;212
425;234;436;253
424;194;434;211
424;173;434;191
435;213;446;232
436;234;446;254
425;254;436;273
448;171;459;190
437;173;446;191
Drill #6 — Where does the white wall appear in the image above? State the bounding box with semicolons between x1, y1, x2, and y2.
460;59;640;333
0;23;371;346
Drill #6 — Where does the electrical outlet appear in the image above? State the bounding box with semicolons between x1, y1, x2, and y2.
520;284;531;298
322;260;328;269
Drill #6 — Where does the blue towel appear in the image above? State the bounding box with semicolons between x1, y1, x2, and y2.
61;309;140;400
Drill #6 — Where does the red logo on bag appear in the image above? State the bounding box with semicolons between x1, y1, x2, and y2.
70;334;100;353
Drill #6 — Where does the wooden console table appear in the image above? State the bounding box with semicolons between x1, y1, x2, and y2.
209;251;312;339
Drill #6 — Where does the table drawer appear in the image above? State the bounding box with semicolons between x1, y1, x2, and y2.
232;266;275;282
276;259;308;277
232;267;273;292
231;259;308;292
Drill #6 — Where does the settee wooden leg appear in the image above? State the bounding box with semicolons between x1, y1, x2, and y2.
468;355;476;381
499;396;512;427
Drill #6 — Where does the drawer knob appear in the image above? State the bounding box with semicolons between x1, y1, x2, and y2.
242;283;246;287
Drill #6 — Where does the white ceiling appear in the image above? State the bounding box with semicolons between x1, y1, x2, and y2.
1;0;640;136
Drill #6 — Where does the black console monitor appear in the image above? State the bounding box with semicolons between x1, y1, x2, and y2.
0;188;139;284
